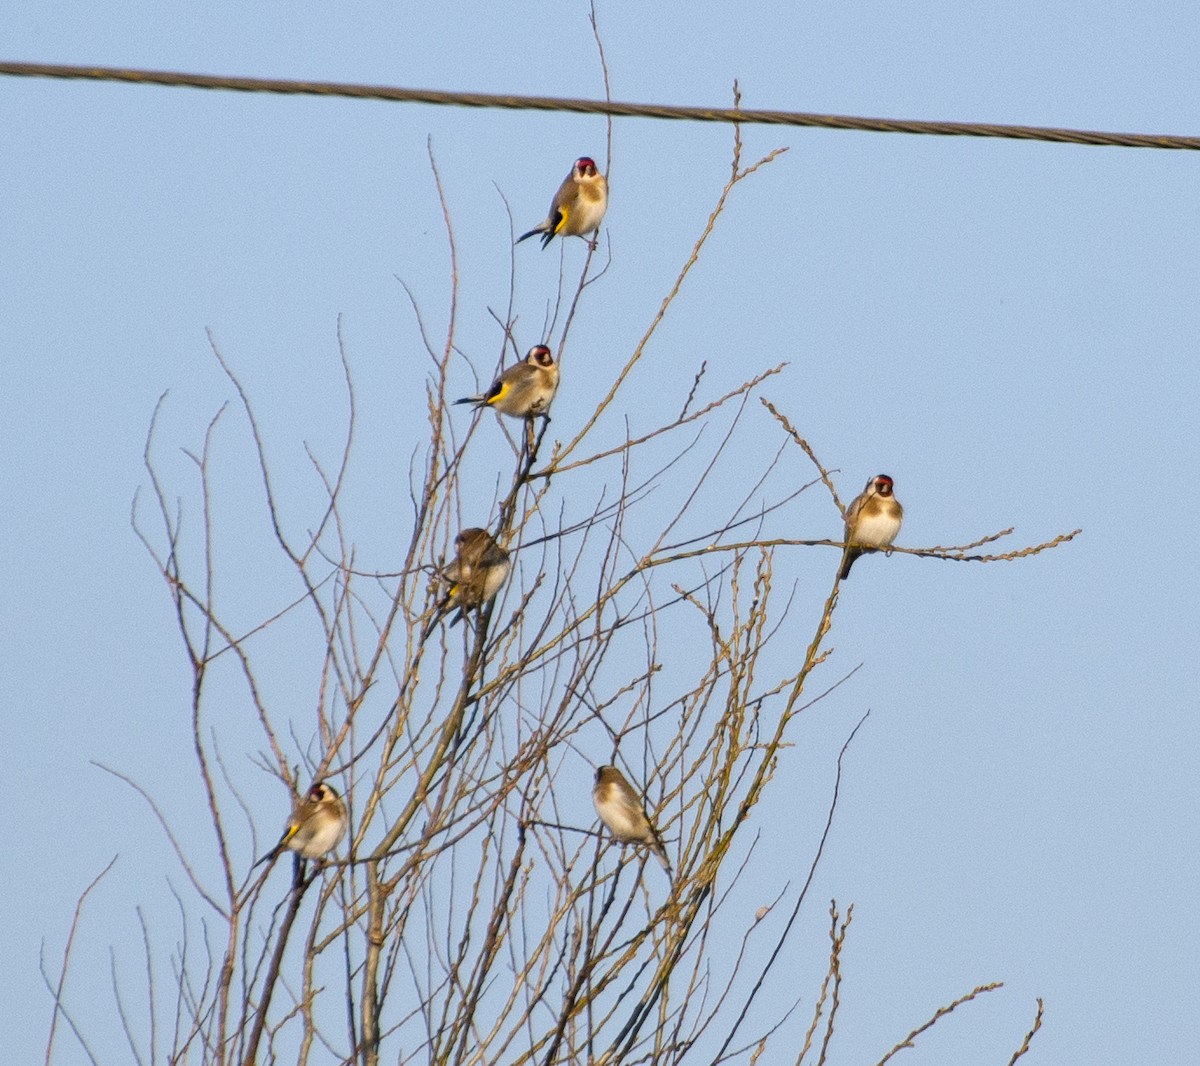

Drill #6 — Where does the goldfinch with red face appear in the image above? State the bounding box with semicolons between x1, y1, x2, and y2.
454;345;558;420
839;474;904;580
255;782;347;867
517;157;607;249
592;765;671;878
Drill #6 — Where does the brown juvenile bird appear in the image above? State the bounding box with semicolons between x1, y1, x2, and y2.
592;765;672;877
839;474;904;580
434;527;511;630
517;157;608;249
454;345;558;421
255;781;347;867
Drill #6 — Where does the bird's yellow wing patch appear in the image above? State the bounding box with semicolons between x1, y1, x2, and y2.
486;381;510;406
552;207;569;235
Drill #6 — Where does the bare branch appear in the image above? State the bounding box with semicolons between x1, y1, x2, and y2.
874;982;1005;1065
44;857;117;1066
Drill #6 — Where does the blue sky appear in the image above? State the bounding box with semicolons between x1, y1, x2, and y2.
4;3;1199;1063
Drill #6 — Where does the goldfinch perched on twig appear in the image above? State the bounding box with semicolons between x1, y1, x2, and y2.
255;781;347;867
517;157;607;249
454;345;558;421
839;474;904;580
592;765;672;878
433;527;511;632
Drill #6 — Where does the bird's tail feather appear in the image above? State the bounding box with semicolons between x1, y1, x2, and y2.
652;843;672;879
420;596;454;644
253;838;285;869
516;224;546;245
838;549;856;581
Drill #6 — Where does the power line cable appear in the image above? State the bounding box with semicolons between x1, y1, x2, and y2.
3;60;1199;151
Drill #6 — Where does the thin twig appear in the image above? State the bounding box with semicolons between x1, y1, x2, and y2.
874;982;1005;1065
1006;998;1045;1065
45;857;118;1066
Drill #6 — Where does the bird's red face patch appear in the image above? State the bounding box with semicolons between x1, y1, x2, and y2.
576;157;597;175
530;345;553;367
874;476;894;496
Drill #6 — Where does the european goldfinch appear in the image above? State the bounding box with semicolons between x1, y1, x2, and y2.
454;345;558;420
839;475;904;580
255;781;347;866
517;157;608;249
592;765;671;877
442;527;511;624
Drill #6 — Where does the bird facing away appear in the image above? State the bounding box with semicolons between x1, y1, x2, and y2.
517;157;608;249
444;527;511;621
593;765;672;877
839;474;904;581
454;345;558;420
255;781;348;867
